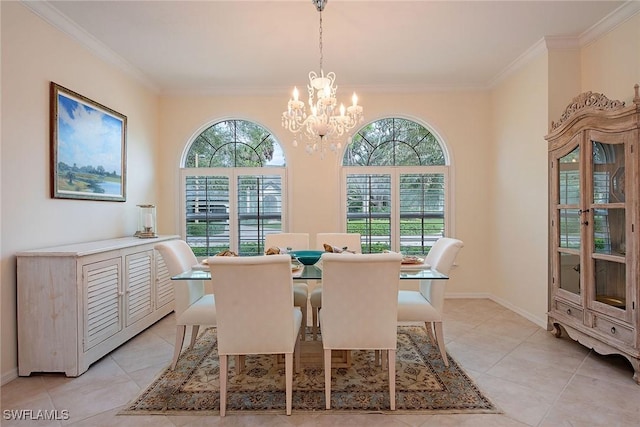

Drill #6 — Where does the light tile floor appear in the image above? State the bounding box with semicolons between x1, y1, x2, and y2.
2;299;639;426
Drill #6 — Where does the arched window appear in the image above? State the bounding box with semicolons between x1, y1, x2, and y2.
341;117;450;254
180;120;286;256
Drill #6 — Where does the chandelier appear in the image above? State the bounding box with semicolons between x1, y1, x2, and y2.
282;0;363;156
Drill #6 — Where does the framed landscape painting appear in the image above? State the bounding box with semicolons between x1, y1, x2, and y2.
50;82;127;201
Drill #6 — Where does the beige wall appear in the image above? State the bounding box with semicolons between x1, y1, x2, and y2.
1;2;160;381
581;13;640;103
489;54;550;324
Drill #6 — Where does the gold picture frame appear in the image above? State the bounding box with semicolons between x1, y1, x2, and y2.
50;82;127;201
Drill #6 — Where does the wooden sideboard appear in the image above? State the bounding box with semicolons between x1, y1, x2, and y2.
17;235;179;377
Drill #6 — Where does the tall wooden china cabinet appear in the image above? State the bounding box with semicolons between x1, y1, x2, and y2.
545;85;640;384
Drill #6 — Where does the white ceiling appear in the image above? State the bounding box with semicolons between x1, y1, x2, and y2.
27;1;638;95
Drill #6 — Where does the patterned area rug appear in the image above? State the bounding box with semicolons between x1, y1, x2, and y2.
120;326;499;415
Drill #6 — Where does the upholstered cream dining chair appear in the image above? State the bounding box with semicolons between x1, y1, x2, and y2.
208;254;302;416
264;232;310;339
154;240;216;370
320;252;403;410
397;237;463;367
309;232;362;340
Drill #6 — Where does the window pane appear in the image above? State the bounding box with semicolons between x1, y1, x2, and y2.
343;118;445;166
594;259;626;309
185;120;284;168
559;209;581;249
346;174;391;253
183;120;286;255
592;141;624;204
399;174;445;255
558;253;580;295
593;208;625;255
237;175;282;255
559;146;580;205
185;175;230;257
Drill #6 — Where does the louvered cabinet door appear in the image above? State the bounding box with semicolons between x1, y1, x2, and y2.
83;258;123;351
155;251;174;309
125;250;154;326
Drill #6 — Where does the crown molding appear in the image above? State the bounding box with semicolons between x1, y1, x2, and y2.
580;0;640;46
489;1;640;89
20;0;159;93
487;38;549;89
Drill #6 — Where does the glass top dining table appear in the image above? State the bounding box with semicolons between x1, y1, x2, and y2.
171;262;449;281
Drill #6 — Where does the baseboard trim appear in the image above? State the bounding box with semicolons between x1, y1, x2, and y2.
446;293;547;329
1;367;19;386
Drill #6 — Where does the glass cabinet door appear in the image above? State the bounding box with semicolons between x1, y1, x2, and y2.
589;138;628;313
555;145;582;298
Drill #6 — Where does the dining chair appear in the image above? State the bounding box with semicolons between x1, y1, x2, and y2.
208;254;302;416
320;252;403;410
397;237;463;367
154;240;216;370
264;232;310;339
310;232;362;340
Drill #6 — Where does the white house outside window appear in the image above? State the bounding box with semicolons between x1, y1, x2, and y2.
180;120;286;256
342;117;450;254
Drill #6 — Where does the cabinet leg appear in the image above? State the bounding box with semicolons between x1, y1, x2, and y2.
552;323;562;338
631;358;640;386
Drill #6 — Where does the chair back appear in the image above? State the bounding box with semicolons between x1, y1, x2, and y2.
421;238;464;312
315;232;362;253
155;240;204;317
320;252;403;349
208;254;299;355
265;233;309;251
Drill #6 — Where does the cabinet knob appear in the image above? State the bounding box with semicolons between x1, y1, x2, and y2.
566;308;572;315
611;327;616;334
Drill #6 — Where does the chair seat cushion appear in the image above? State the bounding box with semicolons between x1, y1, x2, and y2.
176;294;216;326
397;290;441;322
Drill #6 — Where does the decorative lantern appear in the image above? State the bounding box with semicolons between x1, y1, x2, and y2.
135;204;157;238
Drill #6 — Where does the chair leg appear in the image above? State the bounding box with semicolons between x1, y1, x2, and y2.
324;348;332;409
219;354;228;417
294;332;301;373
381;350;388;370
312;307;319;340
189;325;200;348
300;306;308;341
171;325;186;369
235;355;245;374
285;352;293;415
424;321;436;345
433;322;449;367
388;349;396;410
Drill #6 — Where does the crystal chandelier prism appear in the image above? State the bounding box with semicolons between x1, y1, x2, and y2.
282;0;363;156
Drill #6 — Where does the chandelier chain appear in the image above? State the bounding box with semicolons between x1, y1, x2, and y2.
318;10;323;72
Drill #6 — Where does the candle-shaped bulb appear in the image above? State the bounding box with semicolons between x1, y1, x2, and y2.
293;87;299;102
352;92;358;107
340;104;346;116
